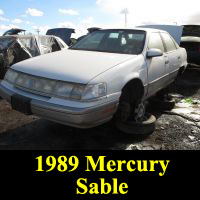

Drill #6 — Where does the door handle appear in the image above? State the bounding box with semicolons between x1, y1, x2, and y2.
178;56;181;60
165;60;169;64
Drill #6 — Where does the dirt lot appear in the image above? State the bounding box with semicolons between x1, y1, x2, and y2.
0;67;200;150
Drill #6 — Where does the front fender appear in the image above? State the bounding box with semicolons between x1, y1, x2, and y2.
122;72;144;88
88;55;148;97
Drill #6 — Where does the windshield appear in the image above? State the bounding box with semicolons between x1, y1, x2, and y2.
70;29;146;55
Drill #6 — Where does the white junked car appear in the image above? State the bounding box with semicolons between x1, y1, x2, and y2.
0;28;187;134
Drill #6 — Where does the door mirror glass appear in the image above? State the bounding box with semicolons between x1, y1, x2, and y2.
147;48;163;58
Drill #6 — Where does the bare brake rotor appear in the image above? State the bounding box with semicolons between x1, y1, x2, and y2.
118;101;146;122
133;102;146;122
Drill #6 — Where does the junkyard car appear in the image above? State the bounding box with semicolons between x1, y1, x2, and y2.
180;25;200;66
3;28;26;36
0;28;187;134
0;35;68;79
46;28;75;46
180;36;200;66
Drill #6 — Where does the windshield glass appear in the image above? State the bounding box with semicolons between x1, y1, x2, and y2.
70;29;146;55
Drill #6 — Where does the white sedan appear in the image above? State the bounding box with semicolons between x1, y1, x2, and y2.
0;28;187;133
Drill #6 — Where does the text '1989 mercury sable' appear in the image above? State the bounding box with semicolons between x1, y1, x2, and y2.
0;28;187;133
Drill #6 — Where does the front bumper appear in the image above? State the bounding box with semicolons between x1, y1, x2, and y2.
0;82;119;128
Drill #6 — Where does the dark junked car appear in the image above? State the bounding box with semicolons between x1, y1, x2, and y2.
180;36;200;65
3;28;26;36
0;34;68;79
180;25;200;66
46;28;75;46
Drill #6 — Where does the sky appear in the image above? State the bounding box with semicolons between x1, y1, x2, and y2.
0;0;200;38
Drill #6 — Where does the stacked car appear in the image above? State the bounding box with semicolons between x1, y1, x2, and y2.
0;33;68;79
180;25;200;66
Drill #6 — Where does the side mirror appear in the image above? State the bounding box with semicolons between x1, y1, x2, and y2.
147;48;163;58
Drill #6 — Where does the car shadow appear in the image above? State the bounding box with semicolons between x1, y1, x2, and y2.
0;118;150;150
169;67;200;97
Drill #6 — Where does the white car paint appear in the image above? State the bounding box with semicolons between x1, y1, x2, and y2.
12;49;135;84
53;36;68;49
0;28;188;128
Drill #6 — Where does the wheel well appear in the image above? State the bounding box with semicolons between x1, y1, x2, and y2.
121;79;144;101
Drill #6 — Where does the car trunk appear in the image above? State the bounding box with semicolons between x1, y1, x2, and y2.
46;28;75;46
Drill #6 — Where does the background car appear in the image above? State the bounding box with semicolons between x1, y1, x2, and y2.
180;25;200;66
3;28;26;36
180;36;200;66
46;28;75;46
0;34;68;79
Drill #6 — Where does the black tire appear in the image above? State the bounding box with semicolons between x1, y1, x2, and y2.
115;80;144;122
115;113;156;135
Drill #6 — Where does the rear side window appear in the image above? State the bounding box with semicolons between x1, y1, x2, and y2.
148;33;165;52
161;33;177;52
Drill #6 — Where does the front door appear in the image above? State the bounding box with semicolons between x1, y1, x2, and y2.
146;32;167;97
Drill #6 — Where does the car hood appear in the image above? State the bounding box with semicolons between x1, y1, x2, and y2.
12;49;135;84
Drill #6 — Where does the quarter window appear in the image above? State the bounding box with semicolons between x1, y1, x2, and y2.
148;33;165;52
161;33;177;52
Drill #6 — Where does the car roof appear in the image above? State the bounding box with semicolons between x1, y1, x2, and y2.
99;27;167;33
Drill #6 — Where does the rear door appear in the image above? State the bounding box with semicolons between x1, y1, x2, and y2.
160;32;181;82
146;32;168;96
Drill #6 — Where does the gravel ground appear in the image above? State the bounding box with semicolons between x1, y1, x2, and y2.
0;67;200;150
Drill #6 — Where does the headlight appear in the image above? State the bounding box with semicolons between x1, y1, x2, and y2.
82;83;107;100
54;83;106;100
15;74;56;95
5;69;107;101
4;69;19;84
54;82;76;98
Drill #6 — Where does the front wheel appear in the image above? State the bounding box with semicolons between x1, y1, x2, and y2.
115;113;156;135
114;84;156;135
